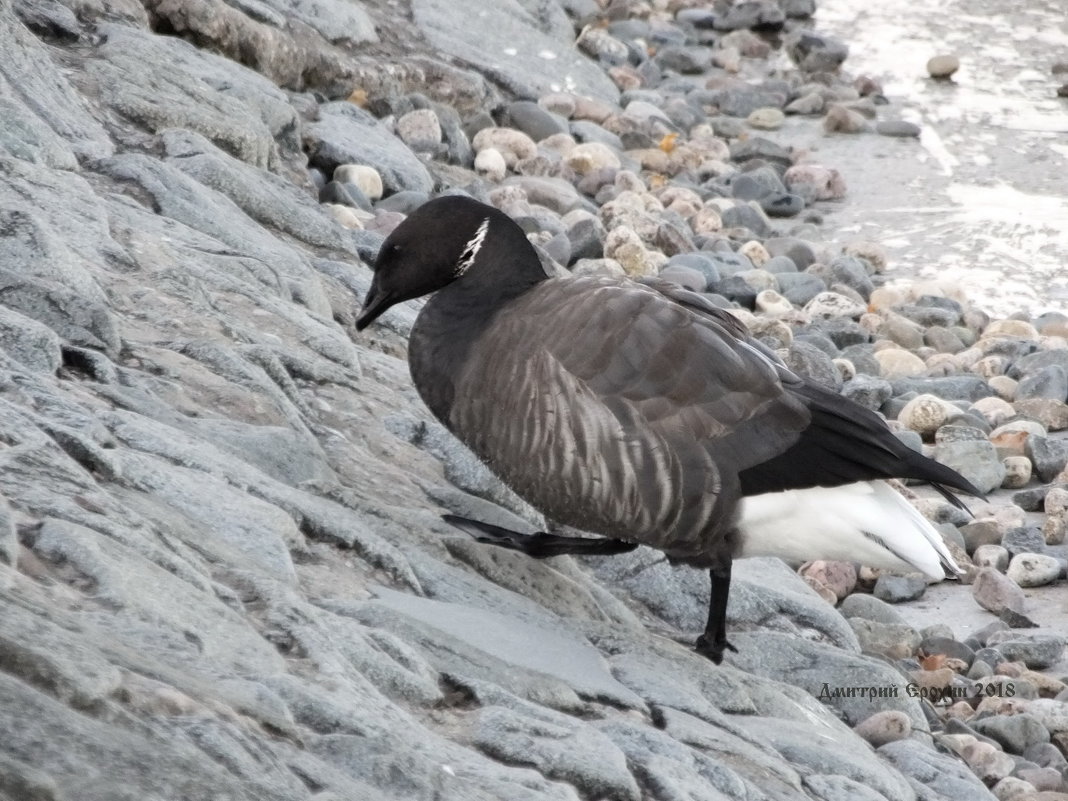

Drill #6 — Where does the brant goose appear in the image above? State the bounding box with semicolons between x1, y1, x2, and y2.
356;196;979;664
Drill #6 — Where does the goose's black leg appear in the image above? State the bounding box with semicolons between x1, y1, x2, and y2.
695;562;737;664
443;515;638;559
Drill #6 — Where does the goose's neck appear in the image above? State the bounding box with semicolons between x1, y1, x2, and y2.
408;275;539;423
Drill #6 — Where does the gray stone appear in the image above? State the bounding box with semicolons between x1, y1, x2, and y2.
972;568;1027;615
1016;364;1068;401
730;168;787;200
991;634;1066;669
785;29;849;72
1025;435;1068;483
720;203;773;236
841;374;893;411
890;376;994;401
307;103;434;195
762;255;798;274
1009;349;1068;380
666;252;721;288
413;0;619;102
826;256;874;300
656;45;714;74
1006;552;1062;587
710;0;785;31
776;270;826;306
873;574;927;603
761;193;805;218
848;618;921;660
784;340;842;389
971;713;1050;754
933;439;1006;494
659;265;707;292
876;120;922;137
502;100;569;142
568;120;623;150
1001;525;1051;558
729;136;793;167
838;593;908;626
711;88;788;118
960;520;1004;554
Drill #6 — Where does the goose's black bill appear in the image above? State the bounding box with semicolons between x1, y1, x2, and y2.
355;279;392;330
356;195;979;666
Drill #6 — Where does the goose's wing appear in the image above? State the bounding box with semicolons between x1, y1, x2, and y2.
641;278;981;502
446;276;811;547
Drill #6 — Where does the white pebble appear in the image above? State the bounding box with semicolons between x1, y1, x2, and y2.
474;147;507;182
472;127;537;168
565;141;622;175
1006;553;1062;588
898;394;958;438
333;164;383;200
874;348;927;379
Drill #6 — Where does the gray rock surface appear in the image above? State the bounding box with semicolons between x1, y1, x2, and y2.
412;0;619;102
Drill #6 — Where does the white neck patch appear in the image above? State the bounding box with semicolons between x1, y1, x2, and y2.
454;218;490;277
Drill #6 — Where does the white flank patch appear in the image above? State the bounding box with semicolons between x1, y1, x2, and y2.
737;480;960;579
454;217;490;277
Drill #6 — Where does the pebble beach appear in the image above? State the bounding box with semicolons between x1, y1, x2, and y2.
2;0;1068;799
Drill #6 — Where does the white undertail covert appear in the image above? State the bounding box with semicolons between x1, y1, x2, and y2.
737;480;961;579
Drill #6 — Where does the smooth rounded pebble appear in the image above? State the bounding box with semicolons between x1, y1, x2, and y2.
323;203;365;229
333;164;384;200
472;127;537;168
927;54;960;79
823;104;868;134
565;142;622;175
783;164;847;202
1001;456;1032;489
984;319;1039;339
474;147;507;182
898;394;956;437
876;120;921;137
747;107;784;130
803;291;865;319
1006;553;1062;588
854;710;911;747
874;348;926;379
755;289;793;316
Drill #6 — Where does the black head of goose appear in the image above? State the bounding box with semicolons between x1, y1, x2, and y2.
356;195;981;664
